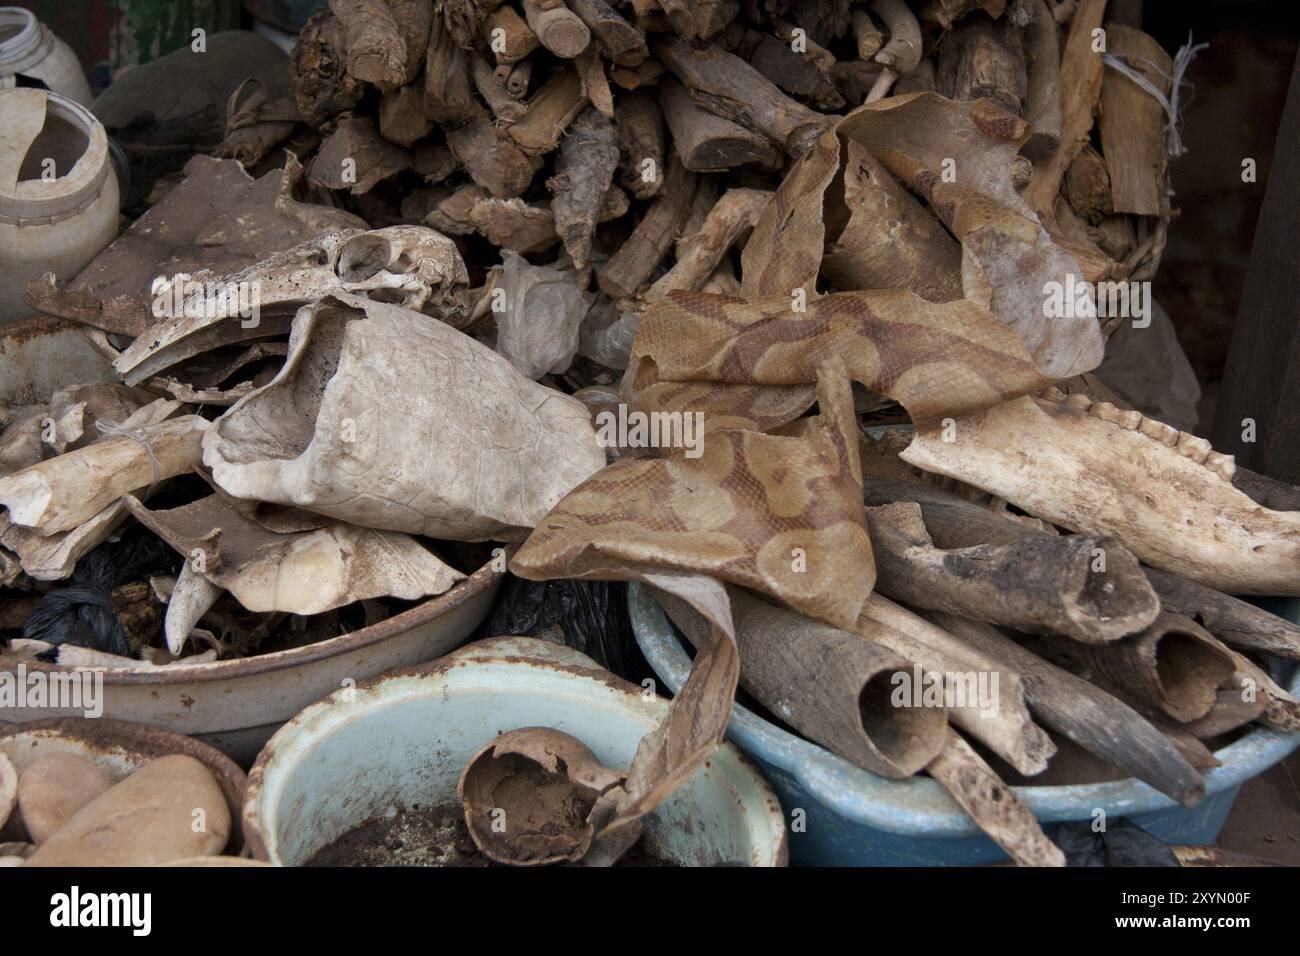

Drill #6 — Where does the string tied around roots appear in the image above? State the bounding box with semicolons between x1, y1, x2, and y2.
1102;32;1209;159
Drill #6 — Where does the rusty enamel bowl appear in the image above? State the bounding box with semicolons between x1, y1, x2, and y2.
0;317;505;763
0;716;247;854
0;564;503;764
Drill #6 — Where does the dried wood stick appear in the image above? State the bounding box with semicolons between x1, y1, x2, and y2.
447;102;537;198
506;58;533;97
425;14;474;124
645;188;771;302
616;89;664;199
1098;24;1172;217
508;68;589;153
379;81;435;146
597;154;696;299
1024;0;1106;216
330;0;408;88
936;11;1027;115
654;36;834;158
523;0;591;58
0;417;207;534
575;47;615;117
871;0;923;75
1022;0;1063;159
567;0;647;65
656;0;735;41
548;106;619;269
925;611;1205;806
1033;612;1238;724
484;5;539;64
471;53;527;123
658;77;780;172
851;8;884;59
854;594;1056;775
720;590;950;777
866;502;1159;643
927;731;1065;867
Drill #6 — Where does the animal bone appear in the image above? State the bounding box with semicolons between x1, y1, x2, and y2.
853;594;1055;776
0;417;207;534
901;394;1300;594
865;501;1159;643
125;494;463;654
725;588;949;778
204;293;605;541
925;612;1204;806
115;226;469;385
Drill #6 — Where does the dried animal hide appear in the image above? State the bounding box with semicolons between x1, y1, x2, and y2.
115;226;469;385
512;360;873;862
203;293;605;541
123;495;463;652
624;93;1103;435
901;392;1300;595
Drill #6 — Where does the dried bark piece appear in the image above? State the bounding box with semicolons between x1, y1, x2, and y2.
937;11;1027;115
900;394;1300;594
23;274;153;338
124;495;463;649
448;102;538;198
379;80;435;146
742;29;844;111
330;0;409;89
927;731;1065;867
484;6;539;64
425;12;475;124
854;594;1054;775
458;727;627;865
598;154;696;299
390;0;434;80
645;188;770;302
1034;612;1237;724
1145;568;1300;661
471;53;526;124
926;612;1205;806
726;589;949;777
292;11;365;128
574;48;615;118
548;107;619;269
658;77;780;173
1024;0;1106;217
567;0;647;65
1022;0;1062;160
309;116;412;194
16;753;113;845
655;37;834;158
865;502;1159;643
615;89;664;199
204;293;604;541
522;0;590;58
656;0;736;41
507;68;589;154
1230;652;1300;733
0;417;207;534
1098;24;1173;217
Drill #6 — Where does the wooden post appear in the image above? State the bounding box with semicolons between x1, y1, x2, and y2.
1212;47;1300;483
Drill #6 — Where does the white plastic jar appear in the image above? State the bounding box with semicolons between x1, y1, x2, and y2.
0;7;92;107
0;88;120;322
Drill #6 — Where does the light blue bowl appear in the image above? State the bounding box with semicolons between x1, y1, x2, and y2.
630;584;1300;866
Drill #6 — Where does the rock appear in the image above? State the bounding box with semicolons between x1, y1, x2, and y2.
17;753;113;845
25;755;231;866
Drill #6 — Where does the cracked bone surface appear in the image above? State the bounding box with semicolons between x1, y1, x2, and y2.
900;393;1300;594
203;292;605;541
115;226;470;385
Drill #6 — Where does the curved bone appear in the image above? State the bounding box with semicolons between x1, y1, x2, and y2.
900;394;1300;594
115;226;469;385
